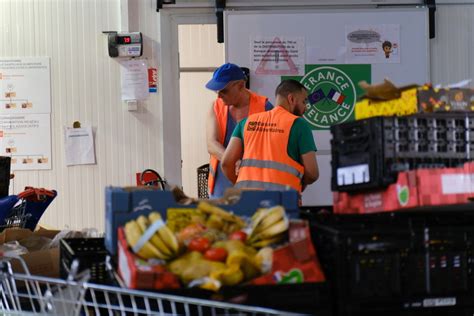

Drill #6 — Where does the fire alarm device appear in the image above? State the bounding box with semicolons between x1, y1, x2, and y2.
107;32;143;58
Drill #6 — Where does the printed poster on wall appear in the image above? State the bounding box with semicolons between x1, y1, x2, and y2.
0;58;51;114
345;24;400;64
251;36;305;75
284;64;371;130
0;114;51;170
120;59;149;101
64;126;96;166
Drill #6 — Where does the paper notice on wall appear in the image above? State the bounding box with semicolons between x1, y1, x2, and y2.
0;113;51;170
64;126;95;166
345;24;400;64
120;59;149;101
0;57;51;114
251;36;305;75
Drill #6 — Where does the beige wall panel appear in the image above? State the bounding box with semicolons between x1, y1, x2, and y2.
179;72;215;197
178;24;224;197
178;24;224;68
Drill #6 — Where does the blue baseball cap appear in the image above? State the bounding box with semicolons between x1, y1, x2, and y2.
205;63;246;91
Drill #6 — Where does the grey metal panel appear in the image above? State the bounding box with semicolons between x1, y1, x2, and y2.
168;0;424;8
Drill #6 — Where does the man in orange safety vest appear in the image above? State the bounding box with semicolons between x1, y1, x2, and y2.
205;63;272;198
221;79;319;195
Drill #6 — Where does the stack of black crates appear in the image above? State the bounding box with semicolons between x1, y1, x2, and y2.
304;208;474;316
331;113;474;192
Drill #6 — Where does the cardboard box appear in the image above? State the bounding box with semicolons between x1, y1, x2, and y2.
355;86;419;120
355;83;474;121
250;220;325;285
0;228;60;278
106;187;299;255
334;162;474;214
418;88;474;112
117;227;180;290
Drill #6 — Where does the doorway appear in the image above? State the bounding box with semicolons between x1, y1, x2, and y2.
178;24;224;197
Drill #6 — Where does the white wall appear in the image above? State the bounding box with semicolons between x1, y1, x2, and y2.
0;0;163;231
431;3;474;86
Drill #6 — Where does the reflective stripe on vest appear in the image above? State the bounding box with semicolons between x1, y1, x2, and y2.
236;106;304;193
235;181;292;191
207;91;268;195
208;163;216;178
240;159;303;179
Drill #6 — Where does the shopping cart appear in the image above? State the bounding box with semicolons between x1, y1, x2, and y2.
0;187;57;232
0;255;303;316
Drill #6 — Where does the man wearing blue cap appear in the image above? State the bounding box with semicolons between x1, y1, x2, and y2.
205;63;273;198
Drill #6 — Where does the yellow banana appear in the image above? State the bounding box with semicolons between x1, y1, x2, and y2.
198;201;246;227
250;218;289;243
136;215;173;258
250;208;268;232
254;247;273;274
124;220;164;260
226;249;260;280
253;206;286;235
206;214;225;230
210;264;244;286
251;233;285;248
149;212;180;255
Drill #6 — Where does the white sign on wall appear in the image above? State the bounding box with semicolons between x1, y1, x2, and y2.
0;58;51;114
251;36;305;75
64;126;96;166
0;114;51;170
345;24;400;64
120;59;149;101
0;58;52;171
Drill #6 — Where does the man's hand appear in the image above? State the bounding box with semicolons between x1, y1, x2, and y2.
235;159;242;176
221;137;243;184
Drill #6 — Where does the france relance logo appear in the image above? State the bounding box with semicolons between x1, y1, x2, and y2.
285;64;371;130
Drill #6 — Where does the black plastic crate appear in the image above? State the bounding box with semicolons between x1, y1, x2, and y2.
197;163;209;199
60;238;113;284
307;210;474;315
331;112;474;192
331;117;396;192
158;282;332;315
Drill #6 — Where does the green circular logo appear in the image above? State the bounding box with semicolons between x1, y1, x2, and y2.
300;66;356;129
397;185;409;206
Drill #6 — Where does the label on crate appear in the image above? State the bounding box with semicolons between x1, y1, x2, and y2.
283;64;371;129
441;174;474;194
337;164;370;185
422;297;456;308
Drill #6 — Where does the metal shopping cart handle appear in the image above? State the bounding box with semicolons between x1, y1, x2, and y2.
0;253;31;275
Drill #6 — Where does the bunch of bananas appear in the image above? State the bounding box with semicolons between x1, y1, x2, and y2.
124;212;180;260
197;201;246;234
166;208;206;233
247;206;289;248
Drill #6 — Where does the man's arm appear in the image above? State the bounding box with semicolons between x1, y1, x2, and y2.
301;151;319;188
221;137;243;184
206;104;225;160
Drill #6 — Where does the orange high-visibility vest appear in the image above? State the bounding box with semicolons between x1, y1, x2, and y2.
208;91;268;195
235;106;304;193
